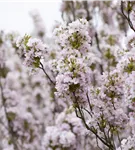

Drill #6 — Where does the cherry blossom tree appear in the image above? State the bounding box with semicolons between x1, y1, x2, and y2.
1;1;135;150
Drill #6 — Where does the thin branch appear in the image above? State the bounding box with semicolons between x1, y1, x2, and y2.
39;62;55;85
121;1;135;32
73;92;114;150
71;1;76;21
83;108;92;117
96;136;103;150
83;1;91;21
86;92;93;112
95;32;101;53
117;131;122;150
95;32;104;74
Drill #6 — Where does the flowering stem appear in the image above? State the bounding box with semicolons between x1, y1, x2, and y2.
73;92;114;150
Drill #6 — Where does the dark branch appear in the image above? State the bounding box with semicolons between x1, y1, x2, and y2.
39;62;55;85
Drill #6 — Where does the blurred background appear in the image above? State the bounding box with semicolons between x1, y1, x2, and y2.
0;1;62;36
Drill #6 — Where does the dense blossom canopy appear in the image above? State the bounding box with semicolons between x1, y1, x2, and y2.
1;1;135;150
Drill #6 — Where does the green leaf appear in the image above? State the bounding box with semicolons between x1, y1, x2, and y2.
8;139;12;145
24;120;29;130
132;97;135;103
33;57;40;68
69;83;80;92
29;129;35;143
69;32;82;49
107;35;116;46
124;59;135;73
50;52;56;59
90;63;96;71
105;48;114;59
24;34;31;51
50;88;57;98
7;112;16;121
0;37;3;45
0;67;9;78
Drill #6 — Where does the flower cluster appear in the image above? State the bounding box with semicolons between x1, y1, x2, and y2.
117;135;135;150
16;35;48;67
42;109;97;150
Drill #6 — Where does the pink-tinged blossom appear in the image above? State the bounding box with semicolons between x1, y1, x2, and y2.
117;135;135;150
53;19;91;54
16;35;48;67
2;1;135;149
42;126;76;150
